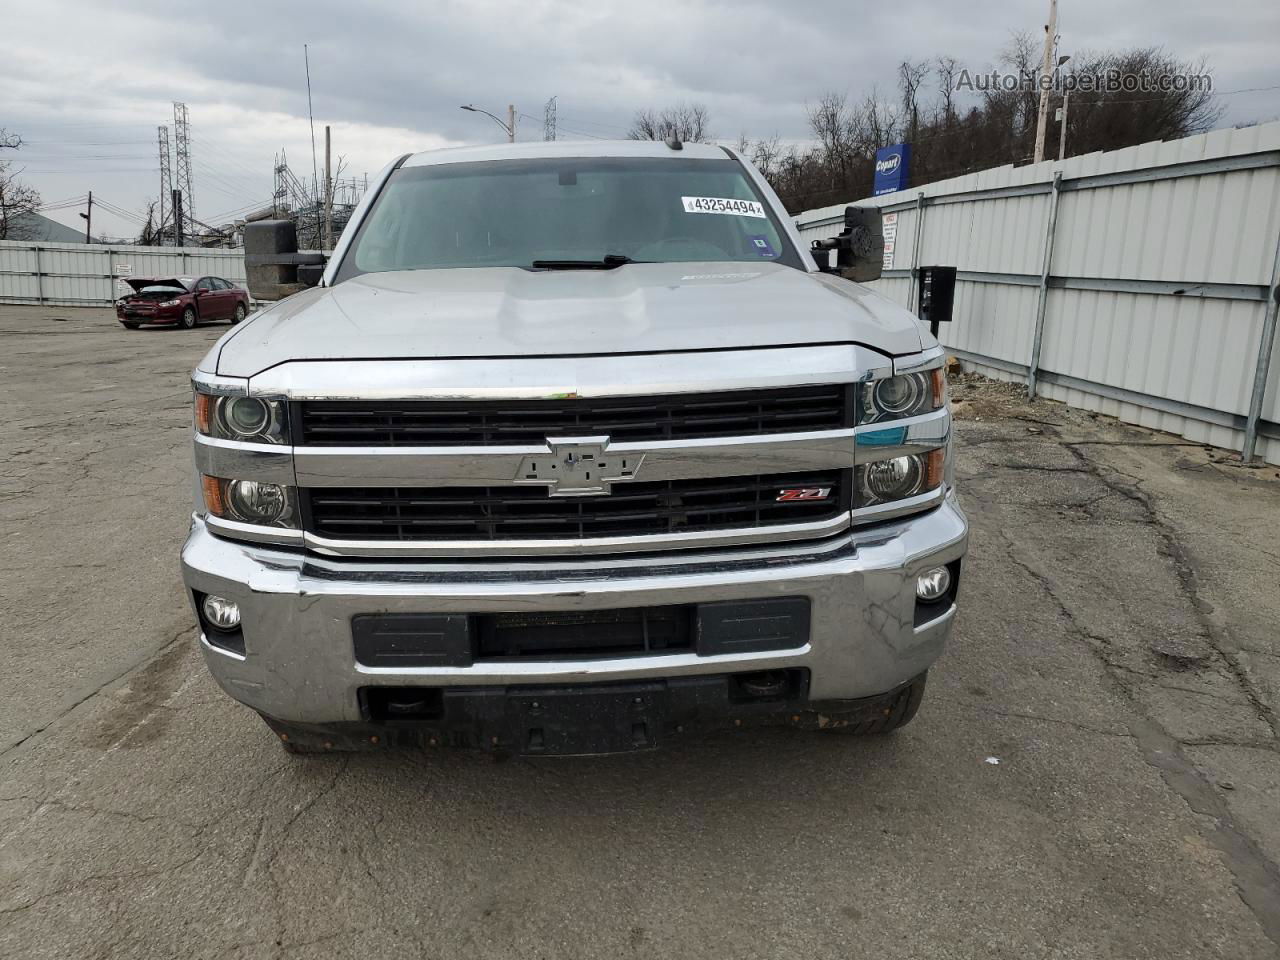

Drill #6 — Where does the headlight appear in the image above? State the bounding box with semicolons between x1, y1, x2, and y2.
194;393;289;444
856;450;945;506
862;369;945;423
160;299;181;307
201;476;298;528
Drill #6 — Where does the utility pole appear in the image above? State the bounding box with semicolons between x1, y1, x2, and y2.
172;189;184;248
79;191;92;243
543;96;557;141
1057;89;1070;161
460;104;517;142
323;125;333;251
1032;0;1058;164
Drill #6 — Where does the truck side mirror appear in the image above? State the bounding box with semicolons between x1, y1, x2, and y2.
243;219;328;300
297;263;326;287
811;205;884;283
914;265;957;337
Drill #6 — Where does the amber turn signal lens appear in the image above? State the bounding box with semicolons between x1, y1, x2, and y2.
201;475;226;518
930;368;946;409
925;448;945;490
194;393;213;434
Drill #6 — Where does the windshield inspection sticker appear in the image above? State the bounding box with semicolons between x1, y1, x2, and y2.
681;196;766;218
747;234;777;257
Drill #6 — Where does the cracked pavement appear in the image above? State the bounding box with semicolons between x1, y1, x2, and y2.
2;306;1279;958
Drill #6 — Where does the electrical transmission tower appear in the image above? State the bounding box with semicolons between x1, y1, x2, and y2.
172;102;195;242
543;96;557;141
157;126;173;245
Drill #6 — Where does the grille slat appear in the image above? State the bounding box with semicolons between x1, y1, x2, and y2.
298;385;851;446
305;471;846;542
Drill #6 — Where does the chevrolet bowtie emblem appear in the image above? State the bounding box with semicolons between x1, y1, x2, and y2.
515;436;644;496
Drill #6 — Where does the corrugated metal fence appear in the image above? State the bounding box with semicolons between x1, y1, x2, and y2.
796;122;1280;466
0;240;248;306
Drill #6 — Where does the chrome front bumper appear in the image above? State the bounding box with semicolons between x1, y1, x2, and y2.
180;496;968;725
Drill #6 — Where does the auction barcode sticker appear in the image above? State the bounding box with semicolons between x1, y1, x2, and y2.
681;196;766;218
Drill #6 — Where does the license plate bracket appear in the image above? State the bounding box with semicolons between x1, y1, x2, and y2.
506;683;665;755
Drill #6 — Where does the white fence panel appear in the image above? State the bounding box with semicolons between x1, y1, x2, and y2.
0;240;248;307
795;121;1280;465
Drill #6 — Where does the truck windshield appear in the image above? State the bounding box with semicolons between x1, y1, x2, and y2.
334;156;802;279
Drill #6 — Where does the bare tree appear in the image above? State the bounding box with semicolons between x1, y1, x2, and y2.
1061;48;1222;158
755;38;1226;215
997;30;1042;151
136;200;161;246
735;133;785;179
0;130;42;240
858;87;901;152
936;56;959;122
626;103;712;142
807;92;858;173
899;60;930;141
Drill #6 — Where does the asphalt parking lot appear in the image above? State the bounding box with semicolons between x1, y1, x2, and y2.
2;304;1279;959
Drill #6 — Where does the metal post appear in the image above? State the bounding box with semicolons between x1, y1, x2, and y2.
1027;171;1063;399
34;245;44;305
906;191;926;311
1242;227;1280;461
323;125;333;251
1057;90;1070;162
507;104;516;143
172;189;184;248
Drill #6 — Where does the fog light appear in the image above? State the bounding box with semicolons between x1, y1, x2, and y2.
202;595;241;630
916;566;951;602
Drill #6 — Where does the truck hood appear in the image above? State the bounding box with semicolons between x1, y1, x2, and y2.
214;261;925;376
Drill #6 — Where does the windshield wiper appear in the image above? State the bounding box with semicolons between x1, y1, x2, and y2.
530;254;639;270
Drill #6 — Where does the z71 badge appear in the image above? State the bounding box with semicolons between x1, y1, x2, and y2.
776;487;832;502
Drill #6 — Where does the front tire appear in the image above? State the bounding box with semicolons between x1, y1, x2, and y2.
231;303;246;325
179;306;197;330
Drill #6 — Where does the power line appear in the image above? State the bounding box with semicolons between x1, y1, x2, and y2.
16;153;155;160
204;197;276;222
1215;83;1280;97
92;197;149;223
25;139;154;146
37;194;88;206
191;136;271;182
551;112;632;135
304;44;320;201
518;114;607;139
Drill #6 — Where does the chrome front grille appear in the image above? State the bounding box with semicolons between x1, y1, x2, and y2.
295;385;854;446
303;470;850;542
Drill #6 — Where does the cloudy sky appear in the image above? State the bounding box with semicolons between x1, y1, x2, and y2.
5;0;1278;238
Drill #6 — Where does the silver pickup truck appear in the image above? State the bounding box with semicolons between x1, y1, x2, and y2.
182;140;967;756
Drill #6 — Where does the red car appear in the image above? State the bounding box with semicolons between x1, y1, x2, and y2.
117;275;251;330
